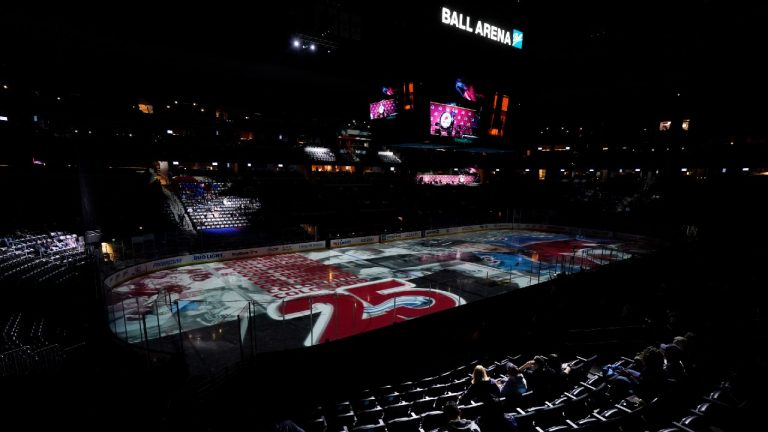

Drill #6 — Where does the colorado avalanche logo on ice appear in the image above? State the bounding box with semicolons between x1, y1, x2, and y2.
363;296;435;317
267;279;465;346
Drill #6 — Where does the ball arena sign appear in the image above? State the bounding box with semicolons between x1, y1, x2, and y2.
441;6;523;49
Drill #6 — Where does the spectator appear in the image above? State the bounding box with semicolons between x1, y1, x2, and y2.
499;363;527;398
605;346;666;403
444;401;482;432
547;353;569;396
478;397;517;432
674;333;698;373
520;355;556;401
661;342;687;382
460;365;501;405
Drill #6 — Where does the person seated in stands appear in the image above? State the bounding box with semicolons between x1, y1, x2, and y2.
605;371;635;403
444;401;482;431
605;346;665;403
499;363;527;399
478;397;516;432
519;355;557;401
634;346;666;400
547;353;570;396
672;333;698;374
660;342;687;382
602;353;643;402
460;365;501;405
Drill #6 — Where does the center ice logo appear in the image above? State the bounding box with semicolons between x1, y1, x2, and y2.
267;278;465;346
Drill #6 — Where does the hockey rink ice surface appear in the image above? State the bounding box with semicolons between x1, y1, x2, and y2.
108;229;655;349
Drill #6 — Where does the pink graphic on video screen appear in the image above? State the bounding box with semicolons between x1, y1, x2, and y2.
370;99;397;119
430;102;478;137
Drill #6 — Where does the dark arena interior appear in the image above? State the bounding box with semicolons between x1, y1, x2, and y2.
1;2;767;431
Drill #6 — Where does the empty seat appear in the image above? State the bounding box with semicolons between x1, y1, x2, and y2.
386;416;421;432
327;411;356;431
421;410;446;432
426;383;449;398
351;422;386;432
396;381;415;393
419;375;439;388
447;378;469;394
375;385;395;398
706;389;741;408
301;416;327;432
329;401;353;417
675;414;707;430
411;397;436;415
692;401;729;426
355;407;384;427
378;392;402;407
401;388;426;402
458;402;484;421
384;401;412;421
535;404;567;429
353;396;379;412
